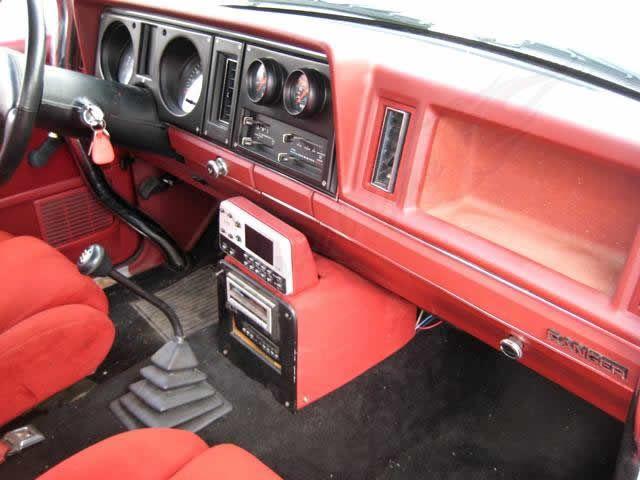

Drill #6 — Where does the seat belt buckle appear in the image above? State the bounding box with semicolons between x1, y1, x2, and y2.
0;425;45;462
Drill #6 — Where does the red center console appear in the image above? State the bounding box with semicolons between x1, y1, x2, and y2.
217;197;416;409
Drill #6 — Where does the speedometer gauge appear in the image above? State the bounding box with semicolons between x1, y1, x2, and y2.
159;37;205;117
246;58;283;105
283;69;327;117
178;56;203;114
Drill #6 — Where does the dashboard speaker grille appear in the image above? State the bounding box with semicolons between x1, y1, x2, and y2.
371;107;410;193
35;188;114;247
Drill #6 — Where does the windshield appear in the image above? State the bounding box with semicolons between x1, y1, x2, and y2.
228;0;640;92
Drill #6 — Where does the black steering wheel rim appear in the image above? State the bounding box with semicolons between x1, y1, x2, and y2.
0;0;46;184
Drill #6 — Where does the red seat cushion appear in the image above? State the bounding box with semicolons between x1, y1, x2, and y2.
171;443;282;480
0;304;114;425
37;429;282;480
0;230;13;243
0;235;108;333
0;235;113;425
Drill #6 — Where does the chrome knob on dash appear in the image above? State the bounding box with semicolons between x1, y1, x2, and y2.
499;336;524;360
206;157;229;178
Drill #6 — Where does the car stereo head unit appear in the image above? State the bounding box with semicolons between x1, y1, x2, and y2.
218;197;317;295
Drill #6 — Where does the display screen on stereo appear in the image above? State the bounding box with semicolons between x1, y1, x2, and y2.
245;225;274;264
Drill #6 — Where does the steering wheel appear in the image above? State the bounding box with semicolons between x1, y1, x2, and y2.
0;0;46;184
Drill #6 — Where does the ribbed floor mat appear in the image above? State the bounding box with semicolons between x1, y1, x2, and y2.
131;265;219;340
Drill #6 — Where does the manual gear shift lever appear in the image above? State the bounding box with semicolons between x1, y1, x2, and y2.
77;244;184;339
77;244;232;431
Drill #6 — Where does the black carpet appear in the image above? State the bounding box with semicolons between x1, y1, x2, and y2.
1;320;623;479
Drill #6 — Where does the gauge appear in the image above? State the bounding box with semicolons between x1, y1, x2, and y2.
116;42;134;84
246;58;283;105
283;69;327;117
159;37;204;116
100;21;134;83
177;55;203;114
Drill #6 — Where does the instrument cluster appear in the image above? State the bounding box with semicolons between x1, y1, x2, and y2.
245;59;328;118
96;10;336;195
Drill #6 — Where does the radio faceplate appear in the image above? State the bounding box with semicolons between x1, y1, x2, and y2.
226;271;277;337
219;199;293;294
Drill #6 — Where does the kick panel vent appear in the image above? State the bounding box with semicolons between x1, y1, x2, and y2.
36;188;114;247
218;57;238;124
371;107;410;193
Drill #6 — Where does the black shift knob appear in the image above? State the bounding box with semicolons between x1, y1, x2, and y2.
77;244;112;277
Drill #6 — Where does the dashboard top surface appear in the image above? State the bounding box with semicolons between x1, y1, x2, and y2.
82;0;640;149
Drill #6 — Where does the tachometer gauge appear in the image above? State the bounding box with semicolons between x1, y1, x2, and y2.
246;58;283;105
283;69;327;117
117;42;134;84
99;21;134;84
178;56;203;114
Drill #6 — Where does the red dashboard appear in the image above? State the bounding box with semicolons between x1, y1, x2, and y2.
73;0;640;420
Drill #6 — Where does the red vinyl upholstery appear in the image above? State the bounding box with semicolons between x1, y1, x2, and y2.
37;429;282;479
0;233;114;426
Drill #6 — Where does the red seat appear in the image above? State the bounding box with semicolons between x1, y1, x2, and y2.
0;233;114;426
37;429;282;479
0;230;13;243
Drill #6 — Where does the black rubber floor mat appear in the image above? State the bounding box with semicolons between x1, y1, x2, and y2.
131;265;219;341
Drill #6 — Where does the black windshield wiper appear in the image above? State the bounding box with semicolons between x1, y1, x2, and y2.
221;0;432;33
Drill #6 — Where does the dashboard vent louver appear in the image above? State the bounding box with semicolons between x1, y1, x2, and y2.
218;57;238;124
370;107;410;193
137;23;155;76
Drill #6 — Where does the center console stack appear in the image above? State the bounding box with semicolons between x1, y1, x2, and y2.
217;197;417;410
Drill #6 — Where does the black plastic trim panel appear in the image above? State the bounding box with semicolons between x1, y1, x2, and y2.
97;11;213;134
96;9;337;197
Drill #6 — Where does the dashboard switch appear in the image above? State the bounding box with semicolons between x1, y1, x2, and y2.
500;337;524;360
206;157;229;178
277;153;289;163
